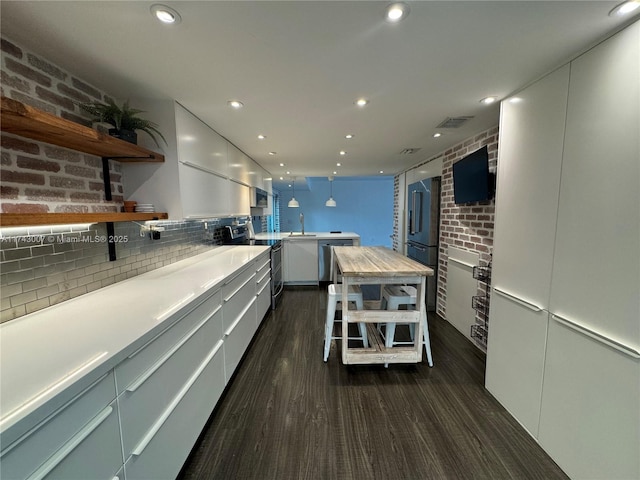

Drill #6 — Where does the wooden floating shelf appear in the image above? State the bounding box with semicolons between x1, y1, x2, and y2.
0;212;169;227
1;96;165;163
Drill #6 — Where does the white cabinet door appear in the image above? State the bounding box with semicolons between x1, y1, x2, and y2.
176;103;228;176
178;162;230;218
485;292;549;437
284;240;318;284
227;143;252;185
228;180;250;216
538;319;640;480
549;22;640;345
492;64;569;307
124;341;225;480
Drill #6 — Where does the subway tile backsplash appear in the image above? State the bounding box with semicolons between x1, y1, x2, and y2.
0;217;240;323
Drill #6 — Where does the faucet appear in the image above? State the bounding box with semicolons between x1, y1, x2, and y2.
299;212;305;235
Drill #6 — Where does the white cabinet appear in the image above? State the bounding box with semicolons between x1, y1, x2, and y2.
488;20;640;480
123;100;259;219
255;255;272;326
538;319;640;480
0;373;121;480
486;65;569;436
283;239;318;285
124;341;225;480
491;65;569;305
175;103;228;176
485;293;549;436
548;22;639;344
116;293;223;459
540;22;640;480
228;180;250;216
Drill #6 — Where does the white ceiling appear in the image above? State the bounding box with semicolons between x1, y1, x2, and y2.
1;1;637;189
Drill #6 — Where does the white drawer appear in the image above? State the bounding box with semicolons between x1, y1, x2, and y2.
124;341;225;480
256;278;271;324
115;289;222;393
222;266;256;332
0;373;118;480
224;298;257;383
118;303;223;457
256;255;271;280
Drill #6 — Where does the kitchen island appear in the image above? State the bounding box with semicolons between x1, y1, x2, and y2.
333;246;434;366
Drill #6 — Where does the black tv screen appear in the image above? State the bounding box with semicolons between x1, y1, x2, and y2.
452;146;494;204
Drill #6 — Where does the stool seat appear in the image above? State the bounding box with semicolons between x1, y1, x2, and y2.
381;284;433;367
323;284;368;362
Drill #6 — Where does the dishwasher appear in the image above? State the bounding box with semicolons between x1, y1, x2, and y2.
318;239;353;282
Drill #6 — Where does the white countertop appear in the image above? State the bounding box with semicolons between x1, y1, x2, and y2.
255;231;360;241
0;245;269;440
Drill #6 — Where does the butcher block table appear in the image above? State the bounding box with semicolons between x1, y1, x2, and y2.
332;246;434;366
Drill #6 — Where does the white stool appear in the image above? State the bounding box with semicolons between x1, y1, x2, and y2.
323;283;368;362
381;285;433;367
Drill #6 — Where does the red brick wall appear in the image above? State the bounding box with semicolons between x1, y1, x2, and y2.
1;37;124;213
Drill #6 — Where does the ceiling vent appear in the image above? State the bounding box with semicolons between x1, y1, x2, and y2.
400;148;421;155
436;116;474;128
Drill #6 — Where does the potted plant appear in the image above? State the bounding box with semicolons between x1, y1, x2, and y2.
78;98;167;148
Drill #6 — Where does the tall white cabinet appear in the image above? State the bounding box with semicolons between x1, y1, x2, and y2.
486;64;569;436
487;21;639;480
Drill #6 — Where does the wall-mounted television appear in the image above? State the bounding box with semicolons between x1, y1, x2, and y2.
452;146;494;204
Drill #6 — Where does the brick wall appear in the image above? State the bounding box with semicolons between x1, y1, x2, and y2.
394;126;498;350
1;36;124;213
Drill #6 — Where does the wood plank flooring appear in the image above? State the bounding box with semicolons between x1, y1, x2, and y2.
178;286;568;480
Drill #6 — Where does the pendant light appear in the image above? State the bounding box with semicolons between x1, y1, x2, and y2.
325;176;337;207
288;179;299;208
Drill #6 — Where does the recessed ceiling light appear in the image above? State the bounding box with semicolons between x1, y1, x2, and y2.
433;133;441;138
279;163;285;167
333;171;337;175
345;134;354;139
151;4;182;24
480;96;498;105
339;150;346;156
385;2;410;22
356;98;369;107
379;170;384;174
609;0;640;16
286;171;290;175
227;100;244;109
279;177;284;180
258;134;266;140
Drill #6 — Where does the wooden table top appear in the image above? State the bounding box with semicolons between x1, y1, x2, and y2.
333;246;434;278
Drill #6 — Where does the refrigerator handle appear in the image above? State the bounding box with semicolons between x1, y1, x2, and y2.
415;191;423;233
409;190;416;234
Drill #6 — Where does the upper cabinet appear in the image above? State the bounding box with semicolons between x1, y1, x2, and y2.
175;104;227;176
122;100;269;219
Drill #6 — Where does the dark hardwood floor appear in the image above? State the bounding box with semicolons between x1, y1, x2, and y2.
178;286;568;480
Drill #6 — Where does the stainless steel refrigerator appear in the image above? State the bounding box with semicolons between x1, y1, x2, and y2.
406;177;441;311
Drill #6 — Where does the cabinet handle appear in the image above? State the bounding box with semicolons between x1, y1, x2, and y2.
493;287;544;312
257;269;271;284
223;275;256;303
131;339;224;457
551;314;640;359
27;406;113;480
224;297;256;337
126;304;222;393
448;257;476;269
257;281;271;296
257;259;270;272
